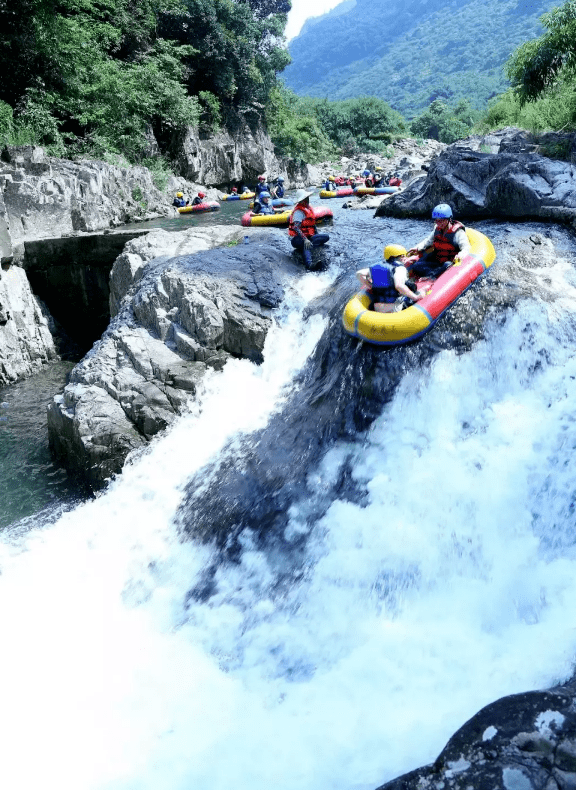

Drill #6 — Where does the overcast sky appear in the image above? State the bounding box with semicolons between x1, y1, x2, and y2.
285;0;345;41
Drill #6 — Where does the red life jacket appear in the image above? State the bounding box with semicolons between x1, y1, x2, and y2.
289;203;316;238
433;220;465;263
389;177;402;186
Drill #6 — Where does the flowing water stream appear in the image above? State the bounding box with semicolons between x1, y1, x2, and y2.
1;201;576;790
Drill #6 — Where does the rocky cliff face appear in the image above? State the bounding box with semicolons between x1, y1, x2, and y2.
0;146;173;260
170;116;319;189
0;262;57;385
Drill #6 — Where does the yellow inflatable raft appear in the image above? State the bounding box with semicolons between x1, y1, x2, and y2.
342;228;496;346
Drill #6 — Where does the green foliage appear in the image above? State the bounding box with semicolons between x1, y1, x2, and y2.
0;0;289;164
480;76;576;134
410;99;479;143
198;91;222;132
141;155;175;190
0;101;14;146
268;88;407;160
265;85;338;162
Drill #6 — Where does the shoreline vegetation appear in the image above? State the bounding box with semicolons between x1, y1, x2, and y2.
1;0;576;184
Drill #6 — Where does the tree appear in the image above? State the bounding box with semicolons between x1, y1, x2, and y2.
506;0;576;103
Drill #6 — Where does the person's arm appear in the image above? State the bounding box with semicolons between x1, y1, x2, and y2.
452;228;471;262
394;266;426;301
407;231;434;255
356;268;372;289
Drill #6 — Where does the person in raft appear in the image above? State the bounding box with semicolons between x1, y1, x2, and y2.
254;175;271;197
172;191;187;207
191;192;206;206
229;186;238;196
271;176;285;199
406;203;470;278
356;244;427;313
252;191;275;215
288;188;329;268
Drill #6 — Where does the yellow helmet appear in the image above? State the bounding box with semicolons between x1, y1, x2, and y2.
176;192;183;198
329;175;335;181
384;244;407;261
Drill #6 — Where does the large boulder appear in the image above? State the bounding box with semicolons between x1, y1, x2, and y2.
375;129;576;223
47;227;297;488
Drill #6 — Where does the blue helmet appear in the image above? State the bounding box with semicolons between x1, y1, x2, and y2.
277;176;284;182
260;191;271;200
432;203;453;219
362;169;371;177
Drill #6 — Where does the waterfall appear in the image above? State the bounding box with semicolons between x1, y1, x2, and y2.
1;230;576;790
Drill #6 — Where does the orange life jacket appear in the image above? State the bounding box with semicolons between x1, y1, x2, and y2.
433;220;465;263
288;203;316;238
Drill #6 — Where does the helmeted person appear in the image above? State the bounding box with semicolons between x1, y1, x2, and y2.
230;186;238;195
389;173;402;187
191;192;206;206
356;244;426;313
323;175;336;192
253;191;274;215
288;188;329;268
173;191;186;208
255;175;271;197
272;176;285;199
407;203;470;278
241;185;251;194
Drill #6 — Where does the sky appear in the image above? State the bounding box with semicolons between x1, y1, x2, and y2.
284;0;345;41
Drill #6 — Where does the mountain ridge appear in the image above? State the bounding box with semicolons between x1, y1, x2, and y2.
283;0;561;117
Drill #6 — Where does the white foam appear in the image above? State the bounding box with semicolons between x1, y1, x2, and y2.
1;284;576;790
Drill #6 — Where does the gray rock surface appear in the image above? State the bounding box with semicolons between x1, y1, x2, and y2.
375;128;576;224
376;681;576;790
0;262;57;385
47;227;296;487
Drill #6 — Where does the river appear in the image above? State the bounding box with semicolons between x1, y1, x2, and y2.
1;197;576;790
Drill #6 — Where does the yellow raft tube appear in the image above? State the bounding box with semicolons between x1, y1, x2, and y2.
342;228;496;346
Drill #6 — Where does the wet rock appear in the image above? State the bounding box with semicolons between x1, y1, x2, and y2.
375;682;576;790
47;228;298;488
375;129;576;223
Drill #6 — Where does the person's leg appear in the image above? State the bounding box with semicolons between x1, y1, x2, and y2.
310;233;329;247
290;235;313;267
410;252;443;279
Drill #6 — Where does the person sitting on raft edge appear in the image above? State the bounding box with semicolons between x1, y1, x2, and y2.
356;245;427;313
288;188;329;268
406;203;470;278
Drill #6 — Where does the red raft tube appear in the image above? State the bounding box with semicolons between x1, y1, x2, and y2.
342;227;496;346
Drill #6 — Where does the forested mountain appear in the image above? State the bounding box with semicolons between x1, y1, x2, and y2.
283;0;562;117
